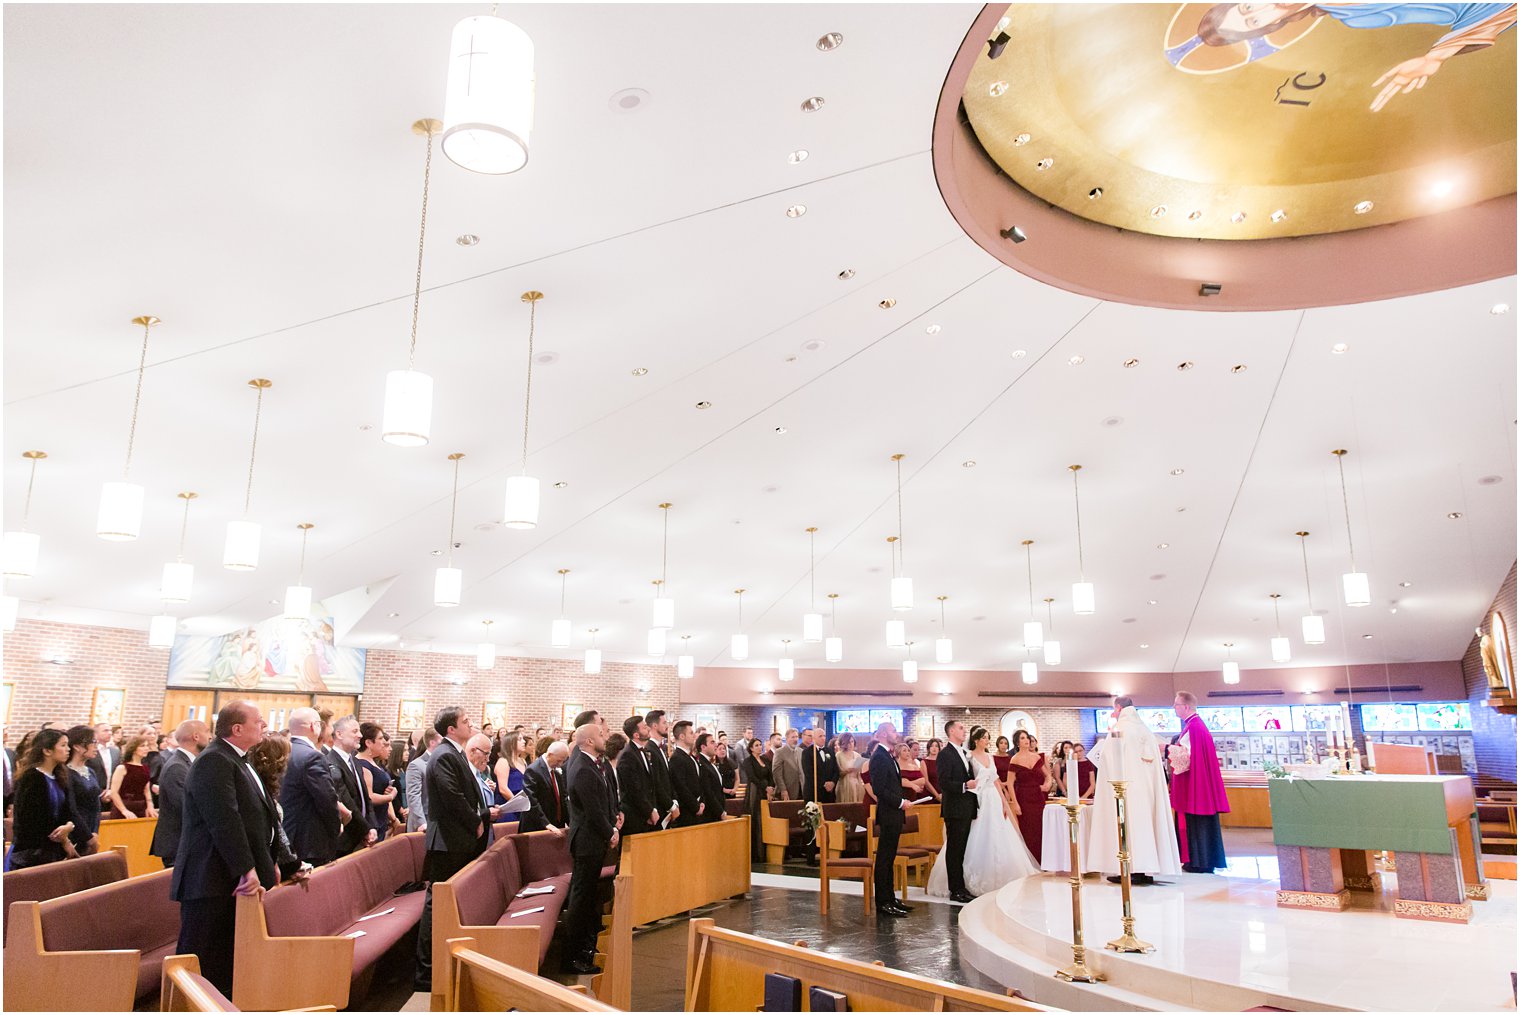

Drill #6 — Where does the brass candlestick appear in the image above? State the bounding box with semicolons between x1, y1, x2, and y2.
1055;802;1104;983
1105;781;1155;954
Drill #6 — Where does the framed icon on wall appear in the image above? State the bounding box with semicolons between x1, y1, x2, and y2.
90;687;126;727
561;703;584;731
397;698;427;733
482;701;509;730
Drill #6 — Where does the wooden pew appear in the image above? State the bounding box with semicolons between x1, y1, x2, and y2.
159;954;339;1012
2;845;128;944
98;815;165;877
684;918;1050;1011
443;937;618;1012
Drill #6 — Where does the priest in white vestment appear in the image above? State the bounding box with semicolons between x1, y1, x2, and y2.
1083;696;1181;883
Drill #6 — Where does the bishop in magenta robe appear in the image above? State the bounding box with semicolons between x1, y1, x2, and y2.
1168;692;1230;873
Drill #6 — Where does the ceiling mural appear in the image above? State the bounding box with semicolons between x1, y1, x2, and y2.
963;3;1517;240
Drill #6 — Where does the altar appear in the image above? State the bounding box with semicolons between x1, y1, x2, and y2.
1268;773;1482;922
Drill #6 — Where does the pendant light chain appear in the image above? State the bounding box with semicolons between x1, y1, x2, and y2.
829;592;838;633
241;381;269;516
21;454;41;528
446;452;464;566
297;524;312;584
1298;531;1316;611
1024;539;1036;618
1332;450;1357;568
558;569;569;614
1270;593;1282;634
122;319;155;478
175;493;195;559
807;527;817;610
893;453;906;573
1069;465;1086;576
735;588;745;629
1045;597;1055;632
407;128;435;371
519;295;537;473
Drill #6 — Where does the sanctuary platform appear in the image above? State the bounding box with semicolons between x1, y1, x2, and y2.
959;867;1516;1012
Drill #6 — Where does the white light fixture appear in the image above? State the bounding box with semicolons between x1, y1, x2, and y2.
4;451;47;578
435;453;466;607
903;655;919;684
1021;660;1038;684
1;595;17;632
1332;450;1370;606
1296;531;1326;645
1222;643;1240;684
503;290;546;527
886;618;907;648
825;592;843;662
935;595;953;664
1269;593;1291;663
889;454;913;610
283;523;315;620
584;629;601;674
802;527;824;642
159;491;198;602
731;589;749;660
677;635;694;679
148;613;176;649
382;120;444;447
647;626;666;657
98;316;158;541
1068;465;1096;614
441;13;535;175
476;619;496;669
551;568;572;647
1042;597;1061;665
223;379;272;570
651;503;675;628
1021;540;1043;648
778;639;795;681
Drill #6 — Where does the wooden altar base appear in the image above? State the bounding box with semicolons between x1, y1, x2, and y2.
1275;888;1350;911
1394;898;1474;923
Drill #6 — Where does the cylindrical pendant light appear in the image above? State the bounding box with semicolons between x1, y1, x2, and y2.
441;13;535;175
476;619;496;669
677;635;694;679
1068;465;1096;614
1022;540;1043;648
889;454;914;610
551;568;572;647
435;453;466;607
802;527;823;641
886;618;907;648
1021;660;1038;684
1269;593;1291;663
584;628;601;675
98;317;158;541
4;451;47;578
148;613;177;648
1332;450;1370;606
283;523;315;620
647;626;666;657
903;659;919;683
382;121;440;447
1297;531;1326;645
825;593;843;662
1222;642;1240;684
651;503;675;627
223;379;271;570
502;291;545;528
731;589;749;660
1042;597;1062;665
1;595;17;632
159;492;198;603
778;639;795;682
935;595;953;664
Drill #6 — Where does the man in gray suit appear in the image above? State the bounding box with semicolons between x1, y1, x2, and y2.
406;729;441;832
150;719;209;867
771;728;804;801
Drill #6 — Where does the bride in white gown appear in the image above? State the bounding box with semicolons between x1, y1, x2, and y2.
927;731;1041;898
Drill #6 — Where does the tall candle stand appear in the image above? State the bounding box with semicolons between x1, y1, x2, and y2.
1055;801;1104;983
1105;781;1155;954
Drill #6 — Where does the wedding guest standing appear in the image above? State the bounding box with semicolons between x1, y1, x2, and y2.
868;723;912;918
616;716;660;837
696;733;728;822
357;723;399;840
832;733;865;804
898;742;937;802
9;729;82;870
1072;742;1098;800
405;729;442;833
281;709;342;866
1006;730;1052;859
490;730;529;825
772;728;803;801
152;720;207;867
802;726;838;804
642;710;675;824
935;720;978;904
108;735;157;819
740;738;773;861
63;726;102;855
667;720;704;827
564;723;617;976
1170;691;1230;873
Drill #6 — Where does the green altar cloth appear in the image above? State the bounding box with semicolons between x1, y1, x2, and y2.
1268;774;1470;855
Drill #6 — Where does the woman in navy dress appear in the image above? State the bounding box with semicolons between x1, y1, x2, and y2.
357;722;399;840
490;730;528;824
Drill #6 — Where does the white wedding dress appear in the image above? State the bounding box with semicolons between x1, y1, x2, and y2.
927;755;1041;897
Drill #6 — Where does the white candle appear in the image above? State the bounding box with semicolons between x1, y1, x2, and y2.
1067;754;1079;805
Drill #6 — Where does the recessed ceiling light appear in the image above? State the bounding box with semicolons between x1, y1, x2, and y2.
786;204;807;218
430;549;444;557
553;481;568;489
784;355;798;363
1354;200;1374;214
838;268;855;280
358;423;373;431
1478;474;1504;485
1123;357;1139;368
816;32;844;51
1035;157;1053;170
1068;354;1085;365
801;96;825;112
1089;187;1103;200
801;339;826;352
1362;633;1374;640
1177;361;1194;371
1122;617;1137;624
1148;600;1158;605
1149;205;1167;219
925;324;941;335
267;599;280;606
879;298;896;309
1012;132;1031;146
1101;416;1124;427
1270;209;1288;223
1447;511;1464;519
1176;506;1187;512
387;611;400;618
1230;363;1247;373
1398;581;1412;587
631;367;648;376
1430;179;1455;198
534;351;559;365
1491;303;1510;315
788;149;809;164
1139;643;1150;649
989;81;1008;97
1187;210;1204;221
1156;543;1169;549
961;460;977;468
1331;343;1349;354
456;234;480;246
695;400;712;409
1170;468;1185;476
1149;573;1166;581
774;426;788;434
1010;349;1027;359
609;87;651;112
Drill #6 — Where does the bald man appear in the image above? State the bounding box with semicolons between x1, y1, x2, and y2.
280;707;343;866
521;739;571;833
150;719;208;868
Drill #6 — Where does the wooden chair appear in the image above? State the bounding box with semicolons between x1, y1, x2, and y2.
159;954;337;1012
868;805;935;903
445;938;617;1012
817;820;873;915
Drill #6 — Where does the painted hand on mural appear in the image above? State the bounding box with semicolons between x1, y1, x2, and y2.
1370;55;1444;112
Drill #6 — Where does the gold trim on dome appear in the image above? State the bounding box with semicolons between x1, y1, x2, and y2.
1394;898;1472;923
1276;888;1349;911
963;4;1517;241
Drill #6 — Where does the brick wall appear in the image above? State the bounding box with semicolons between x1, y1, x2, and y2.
2;619;173;733
1461;560;1517;783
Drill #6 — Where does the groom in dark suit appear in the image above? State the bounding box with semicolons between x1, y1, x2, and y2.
936;720;979;904
868;722;913;918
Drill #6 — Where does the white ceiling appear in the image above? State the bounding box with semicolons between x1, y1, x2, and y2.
4;3;1515;677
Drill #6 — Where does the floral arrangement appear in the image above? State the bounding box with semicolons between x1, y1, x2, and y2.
802;800;824;843
1262;760;1290;780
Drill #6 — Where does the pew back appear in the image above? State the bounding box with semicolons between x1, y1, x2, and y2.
98;816;164;877
618;817;751;925
445;938;618;1012
2;845;128;944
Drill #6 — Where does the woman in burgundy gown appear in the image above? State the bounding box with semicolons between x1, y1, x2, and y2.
1005;730;1053;859
108;735;157;819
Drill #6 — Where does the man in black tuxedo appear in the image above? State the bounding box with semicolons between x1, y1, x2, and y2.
667;720;704;827
642;709;677;824
327;716;374;856
617;716;661;836
936;720;979;904
868;722;913;918
801;726;839;863
520;739;570;834
565;721;618;976
694;733;727;824
279;708;343;866
414;706;491;993
151;719;208;868
170;701;286;994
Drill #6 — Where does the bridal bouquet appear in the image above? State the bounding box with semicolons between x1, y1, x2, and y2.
801;801;824;844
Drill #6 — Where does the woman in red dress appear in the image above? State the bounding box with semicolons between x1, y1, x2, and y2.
108;735;157;819
1005;730;1053;859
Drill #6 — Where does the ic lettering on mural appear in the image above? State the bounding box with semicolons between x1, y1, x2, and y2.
1274;72;1326;107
